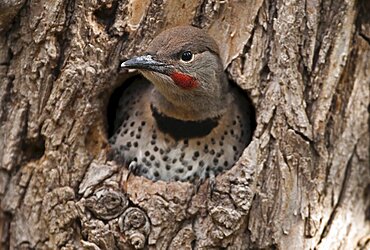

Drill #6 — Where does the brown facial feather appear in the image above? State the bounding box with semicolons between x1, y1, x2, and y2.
146;26;220;59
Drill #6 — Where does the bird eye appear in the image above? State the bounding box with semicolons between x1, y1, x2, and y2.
180;51;193;62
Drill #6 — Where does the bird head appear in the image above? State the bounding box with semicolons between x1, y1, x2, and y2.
121;26;230;121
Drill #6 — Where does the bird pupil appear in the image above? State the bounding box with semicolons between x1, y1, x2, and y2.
181;51;192;61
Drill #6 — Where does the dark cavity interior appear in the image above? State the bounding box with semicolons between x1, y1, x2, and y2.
107;76;142;137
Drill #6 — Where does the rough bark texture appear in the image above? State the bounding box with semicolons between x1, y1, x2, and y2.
0;0;369;249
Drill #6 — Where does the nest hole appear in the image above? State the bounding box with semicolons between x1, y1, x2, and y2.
106;72;256;182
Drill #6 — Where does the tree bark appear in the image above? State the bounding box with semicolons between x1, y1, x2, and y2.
0;0;369;249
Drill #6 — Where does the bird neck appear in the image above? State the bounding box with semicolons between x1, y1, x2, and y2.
150;87;230;122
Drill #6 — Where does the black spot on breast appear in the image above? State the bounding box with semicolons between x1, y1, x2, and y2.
204;145;209;153
192;151;200;161
213;158;219;164
211;138;216;145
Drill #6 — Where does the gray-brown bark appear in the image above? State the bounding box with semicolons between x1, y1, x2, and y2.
0;0;369;249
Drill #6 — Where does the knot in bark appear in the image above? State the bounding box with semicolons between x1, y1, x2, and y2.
85;186;129;220
128;232;146;249
118;207;150;249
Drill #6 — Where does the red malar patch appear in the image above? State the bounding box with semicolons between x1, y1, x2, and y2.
170;72;198;90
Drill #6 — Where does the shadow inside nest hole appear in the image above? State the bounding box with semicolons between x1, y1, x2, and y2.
107;75;143;138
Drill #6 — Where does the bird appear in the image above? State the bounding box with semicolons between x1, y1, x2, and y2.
109;26;253;183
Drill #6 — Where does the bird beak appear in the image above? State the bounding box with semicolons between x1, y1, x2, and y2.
120;55;172;74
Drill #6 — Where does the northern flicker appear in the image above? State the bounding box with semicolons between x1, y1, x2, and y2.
109;26;253;182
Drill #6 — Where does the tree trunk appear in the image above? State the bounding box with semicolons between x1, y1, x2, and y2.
0;0;369;249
